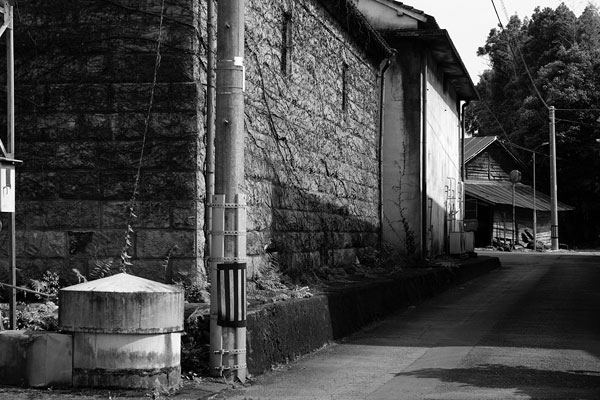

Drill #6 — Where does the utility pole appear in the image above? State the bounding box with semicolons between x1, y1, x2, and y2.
209;0;247;382
549;106;559;250
0;0;18;329
532;151;537;250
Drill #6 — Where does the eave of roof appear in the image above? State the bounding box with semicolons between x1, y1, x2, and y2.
463;136;527;170
368;0;434;26
385;29;478;100
465;180;574;212
464;136;498;163
319;0;394;62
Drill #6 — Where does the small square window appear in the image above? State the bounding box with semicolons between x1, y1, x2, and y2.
281;11;293;76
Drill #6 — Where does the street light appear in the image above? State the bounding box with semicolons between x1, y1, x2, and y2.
532;142;549;251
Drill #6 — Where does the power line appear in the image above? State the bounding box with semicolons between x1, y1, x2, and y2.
555;108;600;112
490;0;550;110
555;117;600;129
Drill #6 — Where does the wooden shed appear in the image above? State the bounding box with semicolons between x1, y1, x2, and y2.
463;136;573;248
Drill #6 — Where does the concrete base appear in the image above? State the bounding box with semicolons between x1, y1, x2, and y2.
0;330;72;387
246;255;500;375
72;332;181;390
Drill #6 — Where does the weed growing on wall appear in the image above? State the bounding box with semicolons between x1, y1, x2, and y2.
387;138;417;255
29;271;60;303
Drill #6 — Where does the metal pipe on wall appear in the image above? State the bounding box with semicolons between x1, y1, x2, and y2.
377;55;393;250
421;52;428;257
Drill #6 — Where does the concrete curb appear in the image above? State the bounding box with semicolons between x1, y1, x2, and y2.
246;255;501;375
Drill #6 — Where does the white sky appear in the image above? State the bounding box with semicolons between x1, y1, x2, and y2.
409;0;593;83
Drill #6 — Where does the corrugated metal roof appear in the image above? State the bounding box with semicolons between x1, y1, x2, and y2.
464;136;498;163
463;136;526;169
464;180;574;212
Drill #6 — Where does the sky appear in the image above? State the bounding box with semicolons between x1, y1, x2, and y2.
409;0;594;83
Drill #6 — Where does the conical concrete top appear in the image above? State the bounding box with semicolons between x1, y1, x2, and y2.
61;273;181;293
59;273;184;333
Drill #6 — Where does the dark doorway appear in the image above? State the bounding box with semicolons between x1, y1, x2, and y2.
475;203;492;247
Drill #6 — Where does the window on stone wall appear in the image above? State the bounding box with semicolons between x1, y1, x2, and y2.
281;11;293;76
341;62;349;113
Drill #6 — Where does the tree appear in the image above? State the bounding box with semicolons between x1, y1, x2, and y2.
468;3;600;246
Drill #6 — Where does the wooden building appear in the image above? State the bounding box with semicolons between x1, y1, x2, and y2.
463;136;573;248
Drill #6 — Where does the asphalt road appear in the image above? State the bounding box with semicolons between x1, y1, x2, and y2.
221;252;600;400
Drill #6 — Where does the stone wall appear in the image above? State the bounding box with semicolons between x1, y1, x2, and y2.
243;0;383;279
0;0;206;286
0;0;384;289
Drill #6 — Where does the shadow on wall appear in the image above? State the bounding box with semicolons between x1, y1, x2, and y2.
263;183;379;282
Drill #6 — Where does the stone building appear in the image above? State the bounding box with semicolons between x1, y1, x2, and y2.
0;0;393;286
356;0;478;256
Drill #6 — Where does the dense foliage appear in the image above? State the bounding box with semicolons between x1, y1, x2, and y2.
467;4;600;246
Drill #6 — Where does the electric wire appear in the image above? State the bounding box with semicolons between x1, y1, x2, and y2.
120;0;166;271
490;0;550;110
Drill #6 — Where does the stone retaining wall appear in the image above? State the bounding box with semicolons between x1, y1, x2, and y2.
246;256;501;375
0;0;385;288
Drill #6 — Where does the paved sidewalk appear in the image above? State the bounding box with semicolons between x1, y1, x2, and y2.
0;255;501;399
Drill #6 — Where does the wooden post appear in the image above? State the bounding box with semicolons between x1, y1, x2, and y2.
210;0;247;382
511;183;515;247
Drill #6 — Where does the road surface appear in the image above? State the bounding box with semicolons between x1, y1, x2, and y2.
220;252;600;400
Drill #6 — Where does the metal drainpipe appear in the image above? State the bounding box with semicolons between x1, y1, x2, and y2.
205;0;216;265
461;101;469;181
378;55;393;250
460;101;469;251
421;52;428;258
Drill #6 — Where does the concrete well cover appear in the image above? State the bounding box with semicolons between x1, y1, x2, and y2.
59;273;184;334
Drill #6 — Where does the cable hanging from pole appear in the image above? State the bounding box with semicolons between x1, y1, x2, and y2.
490;0;550;110
120;0;166;272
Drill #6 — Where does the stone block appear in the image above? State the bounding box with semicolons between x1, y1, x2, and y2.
56;172;102;200
0;330;72;387
17;231;67;258
111;83;197;113
136;229;196;259
99;172;137;200
44;83;111;113
102;201;171;229
88;229;126;257
172;201;201;228
96;140;198;171
17;172;60;201
17;201;101;229
137;172;198;201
